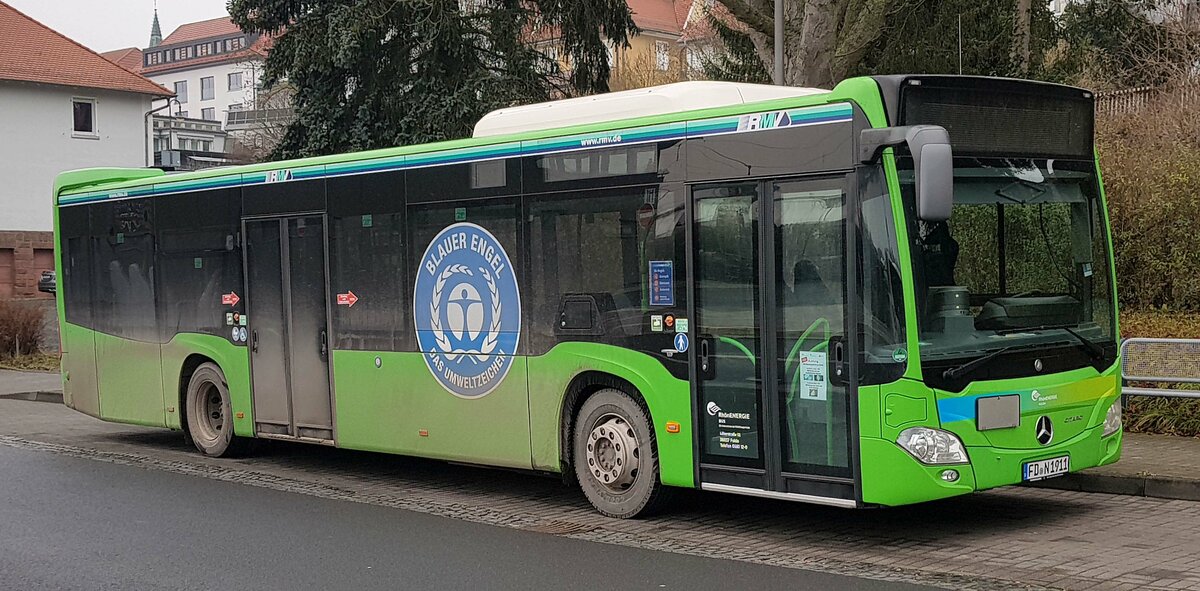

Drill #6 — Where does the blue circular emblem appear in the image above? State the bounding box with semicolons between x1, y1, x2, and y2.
413;222;521;398
674;332;689;353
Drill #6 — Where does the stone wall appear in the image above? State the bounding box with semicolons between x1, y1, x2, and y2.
0;230;54;299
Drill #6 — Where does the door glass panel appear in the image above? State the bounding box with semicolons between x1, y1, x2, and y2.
774;179;850;477
246;220;289;430
286;217;332;435
694;183;762;467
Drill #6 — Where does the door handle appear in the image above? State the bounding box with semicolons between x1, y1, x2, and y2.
319;330;328;359
252;329;258;353
829;336;848;385
697;335;715;380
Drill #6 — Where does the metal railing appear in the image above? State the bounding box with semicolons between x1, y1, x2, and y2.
1121;338;1200;398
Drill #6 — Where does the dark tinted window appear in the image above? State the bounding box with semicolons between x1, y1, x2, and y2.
328;171;409;351
90;200;157;341
330;212;409;350
527;185;688;361
858;166;907;383
156;189;242;340
59;206;92;327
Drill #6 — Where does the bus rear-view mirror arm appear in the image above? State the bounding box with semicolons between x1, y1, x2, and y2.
859;124;954;222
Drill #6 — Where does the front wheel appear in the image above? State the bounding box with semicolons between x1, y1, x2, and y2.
573;389;668;518
184;362;247;457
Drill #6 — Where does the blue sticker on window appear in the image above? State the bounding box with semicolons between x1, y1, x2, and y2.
649;260;674;307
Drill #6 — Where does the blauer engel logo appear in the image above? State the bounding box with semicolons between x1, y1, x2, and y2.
414;223;520;398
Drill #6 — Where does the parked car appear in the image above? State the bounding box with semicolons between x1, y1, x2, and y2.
37;270;55;294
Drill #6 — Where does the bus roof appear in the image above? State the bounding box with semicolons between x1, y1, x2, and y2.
473;81;826;138
55;78;886;201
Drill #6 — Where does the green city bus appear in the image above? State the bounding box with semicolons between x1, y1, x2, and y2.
53;75;1122;517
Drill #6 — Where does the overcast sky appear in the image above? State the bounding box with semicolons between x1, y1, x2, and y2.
9;0;232;53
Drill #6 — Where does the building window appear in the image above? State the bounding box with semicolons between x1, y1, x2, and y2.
174;81;188;103
72;98;97;136
200;140;212;152
655;41;670;71
201;107;216;121
223;39;233;52
228;72;243;91
228;103;243;112
198;43;210;56
201;76;214;101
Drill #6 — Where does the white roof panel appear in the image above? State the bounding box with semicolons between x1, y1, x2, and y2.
472;81;828;138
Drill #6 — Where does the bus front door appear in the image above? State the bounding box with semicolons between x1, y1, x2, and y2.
244;216;335;443
691;177;857;506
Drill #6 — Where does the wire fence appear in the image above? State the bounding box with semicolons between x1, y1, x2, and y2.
1096;83;1200;116
1121;338;1200;399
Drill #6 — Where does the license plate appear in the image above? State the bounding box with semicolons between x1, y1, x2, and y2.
1023;455;1070;481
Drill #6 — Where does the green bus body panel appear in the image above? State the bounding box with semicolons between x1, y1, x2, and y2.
92;332;165;427
525;343;693;488
332;351;533;470
59;324;99;417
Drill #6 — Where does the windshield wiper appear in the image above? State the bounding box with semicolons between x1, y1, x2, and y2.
942;346;1012;382
995;324;1105;361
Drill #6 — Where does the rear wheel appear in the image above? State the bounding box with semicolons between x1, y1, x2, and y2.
573;389;668;518
185;362;246;457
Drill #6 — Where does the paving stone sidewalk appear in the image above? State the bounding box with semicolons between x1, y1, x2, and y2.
0;369;61;398
1033;432;1200;501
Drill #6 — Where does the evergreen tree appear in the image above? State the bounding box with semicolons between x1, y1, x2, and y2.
229;0;638;159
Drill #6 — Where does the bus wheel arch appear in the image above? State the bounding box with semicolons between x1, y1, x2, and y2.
562;373;668;518
180;357;246;457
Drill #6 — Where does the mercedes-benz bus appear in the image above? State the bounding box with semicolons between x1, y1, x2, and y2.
53;75;1121;517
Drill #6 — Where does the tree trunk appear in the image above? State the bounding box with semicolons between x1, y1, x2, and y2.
1011;0;1032;76
719;0;886;89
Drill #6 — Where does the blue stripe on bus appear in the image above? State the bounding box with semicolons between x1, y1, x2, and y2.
59;102;855;205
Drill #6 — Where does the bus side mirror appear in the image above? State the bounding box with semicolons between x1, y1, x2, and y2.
860;124;954;222
907;126;953;222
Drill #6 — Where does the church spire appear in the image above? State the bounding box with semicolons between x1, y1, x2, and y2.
149;2;162;48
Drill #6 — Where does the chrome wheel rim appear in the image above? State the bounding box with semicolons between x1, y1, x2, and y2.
585;413;641;492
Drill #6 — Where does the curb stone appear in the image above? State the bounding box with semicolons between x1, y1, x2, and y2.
1025;472;1200;502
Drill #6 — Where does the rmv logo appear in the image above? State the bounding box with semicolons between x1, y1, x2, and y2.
737;110;792;132
414;222;521;398
265;169;294;183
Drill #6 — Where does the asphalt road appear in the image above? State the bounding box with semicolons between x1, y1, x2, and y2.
0;445;931;591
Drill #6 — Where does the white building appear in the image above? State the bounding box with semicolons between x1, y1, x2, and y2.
0;1;172;298
102;12;288;160
104;14;269;127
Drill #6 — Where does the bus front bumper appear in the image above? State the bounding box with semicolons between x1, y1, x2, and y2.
860;425;1123;506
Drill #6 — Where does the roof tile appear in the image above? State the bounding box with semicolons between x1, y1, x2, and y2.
0;2;171;96
161;16;242;46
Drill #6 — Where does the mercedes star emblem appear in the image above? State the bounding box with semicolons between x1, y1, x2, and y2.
1035;415;1054;446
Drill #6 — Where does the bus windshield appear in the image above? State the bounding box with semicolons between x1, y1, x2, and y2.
900;157;1116;378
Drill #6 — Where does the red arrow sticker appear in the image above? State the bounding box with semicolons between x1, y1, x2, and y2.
222;292;240;306
337;291;359;307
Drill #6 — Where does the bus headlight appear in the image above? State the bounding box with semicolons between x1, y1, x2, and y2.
1103;399;1122;437
897;427;969;465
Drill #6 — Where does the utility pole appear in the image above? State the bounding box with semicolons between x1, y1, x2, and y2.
774;0;784;85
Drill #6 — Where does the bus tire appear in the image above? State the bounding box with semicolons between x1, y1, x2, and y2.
184;362;246;457
573;388;667;519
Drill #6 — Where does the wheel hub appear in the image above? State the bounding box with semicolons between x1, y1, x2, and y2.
585;415;641;492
